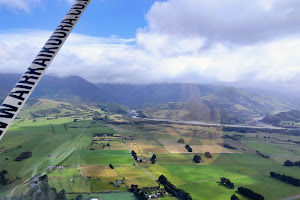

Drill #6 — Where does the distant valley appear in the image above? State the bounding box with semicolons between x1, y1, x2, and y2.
0;73;295;124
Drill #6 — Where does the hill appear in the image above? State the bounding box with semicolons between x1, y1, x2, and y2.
261;109;300;127
96;83;224;106
0;73;293;124
0;74;103;105
144;87;292;124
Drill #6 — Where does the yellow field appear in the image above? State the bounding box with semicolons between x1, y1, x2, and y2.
80;165;119;180
114;166;158;188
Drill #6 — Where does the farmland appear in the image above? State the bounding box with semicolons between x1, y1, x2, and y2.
0;104;300;200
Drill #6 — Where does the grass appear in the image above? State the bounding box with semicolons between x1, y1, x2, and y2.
58;150;133;165
67;192;137;200
2;112;300;200
48;167;90;193
114;165;158;188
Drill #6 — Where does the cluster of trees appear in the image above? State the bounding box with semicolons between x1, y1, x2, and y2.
130;184;148;200
193;155;201;163
109;164;114;169
224;135;239;141
93;133;114;137
131;150;138;160
220;177;234;189
284;160;300;166
185;144;193;152
158;175;192;200
0;170;9;185
178;138;185;143
231;194;239;200
14;152;32;161
270;172;300;186
151;154;157;164
256;151;270;159
237;187;264;200
205;152;212;158
223;126;300;136
221;143;236;150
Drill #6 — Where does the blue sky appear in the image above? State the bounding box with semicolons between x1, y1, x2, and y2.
0;0;158;38
1;0;300;84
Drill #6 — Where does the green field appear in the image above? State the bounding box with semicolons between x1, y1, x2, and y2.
1;106;300;200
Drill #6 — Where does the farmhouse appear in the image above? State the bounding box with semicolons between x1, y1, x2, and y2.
137;157;147;162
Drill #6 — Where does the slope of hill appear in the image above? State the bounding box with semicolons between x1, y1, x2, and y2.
0;73;293;124
96;82;224;106
0;74;103;105
17;99;97;119
261;109;300;127
144;87;292;124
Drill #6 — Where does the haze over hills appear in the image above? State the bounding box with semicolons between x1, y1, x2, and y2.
0;73;295;124
261;109;300;127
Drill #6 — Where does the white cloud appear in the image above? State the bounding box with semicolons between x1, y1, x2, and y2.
1;29;300;84
1;0;300;84
0;0;40;12
147;0;300;44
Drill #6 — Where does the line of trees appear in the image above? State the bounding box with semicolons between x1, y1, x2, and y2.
130;184;148;200
270;172;300;186
193;155;201;163
185;144;193;152
221;143;236;150
237;187;264;200
284;160;300;166
151;154;157;164
131;150;138;160
158;175;192;200
0;170;9;185
220;177;234;189
256;151;270;159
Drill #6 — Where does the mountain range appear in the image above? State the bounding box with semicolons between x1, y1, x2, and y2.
0;73;295;124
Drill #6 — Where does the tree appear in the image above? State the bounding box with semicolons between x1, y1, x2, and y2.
178;138;185;143
109;163;114;169
193;155;201;163
238;187;264;200
151;154;157;164
231;194;239;200
284;160;294;166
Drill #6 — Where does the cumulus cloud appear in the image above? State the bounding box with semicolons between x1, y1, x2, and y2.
1;0;300;84
0;0;40;12
147;0;300;44
1;29;300;84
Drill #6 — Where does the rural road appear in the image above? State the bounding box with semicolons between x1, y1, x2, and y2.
282;195;300;200
134;116;287;130
122;138;157;181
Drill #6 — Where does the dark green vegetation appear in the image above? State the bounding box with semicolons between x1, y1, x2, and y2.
0;170;9;186
237;187;264;200
193;155;201;163
262;109;300;127
270;172;300;186
185;144;193;152
151;154;157;164
158;175;192;200
284;160;300;166
220;177;234;189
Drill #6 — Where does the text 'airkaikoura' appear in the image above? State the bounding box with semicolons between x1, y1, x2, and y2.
0;0;92;141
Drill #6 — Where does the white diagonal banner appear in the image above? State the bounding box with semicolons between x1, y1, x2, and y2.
0;0;92;141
